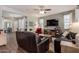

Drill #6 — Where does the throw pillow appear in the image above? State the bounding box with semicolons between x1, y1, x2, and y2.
66;32;77;40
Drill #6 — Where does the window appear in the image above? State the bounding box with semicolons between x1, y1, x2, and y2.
18;19;25;30
39;19;44;28
64;13;72;29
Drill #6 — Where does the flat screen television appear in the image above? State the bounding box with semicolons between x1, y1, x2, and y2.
47;19;58;26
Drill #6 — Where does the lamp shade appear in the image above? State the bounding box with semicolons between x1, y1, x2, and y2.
70;22;79;33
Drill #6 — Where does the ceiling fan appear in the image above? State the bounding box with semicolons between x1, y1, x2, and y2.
34;6;51;14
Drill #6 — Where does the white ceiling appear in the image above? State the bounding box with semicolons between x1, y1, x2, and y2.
5;5;77;17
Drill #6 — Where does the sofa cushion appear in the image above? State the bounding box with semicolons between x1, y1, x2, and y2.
36;34;41;44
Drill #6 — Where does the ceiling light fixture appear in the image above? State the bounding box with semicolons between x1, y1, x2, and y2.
40;11;45;14
34;6;51;14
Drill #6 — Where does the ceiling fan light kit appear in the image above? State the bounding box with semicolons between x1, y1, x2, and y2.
34;6;51;14
40;10;45;14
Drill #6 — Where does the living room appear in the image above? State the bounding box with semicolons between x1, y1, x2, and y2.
0;5;79;53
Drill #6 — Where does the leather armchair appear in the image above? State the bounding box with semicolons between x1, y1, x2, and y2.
16;31;49;53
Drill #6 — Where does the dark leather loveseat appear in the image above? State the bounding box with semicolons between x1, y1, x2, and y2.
16;31;49;53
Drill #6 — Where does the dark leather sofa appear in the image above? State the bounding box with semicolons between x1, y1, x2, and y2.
16;31;49;53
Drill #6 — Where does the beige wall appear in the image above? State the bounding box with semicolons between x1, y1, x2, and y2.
26;15;38;32
39;10;75;32
0;6;26;30
0;7;3;29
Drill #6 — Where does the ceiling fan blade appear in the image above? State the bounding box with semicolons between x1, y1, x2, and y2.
44;9;51;11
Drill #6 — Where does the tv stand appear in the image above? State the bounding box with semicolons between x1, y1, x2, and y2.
44;27;61;38
44;29;56;37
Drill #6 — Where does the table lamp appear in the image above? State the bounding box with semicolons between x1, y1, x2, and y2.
70;22;79;47
70;22;79;33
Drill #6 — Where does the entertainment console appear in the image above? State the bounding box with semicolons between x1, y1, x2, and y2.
44;26;62;38
44;29;59;37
